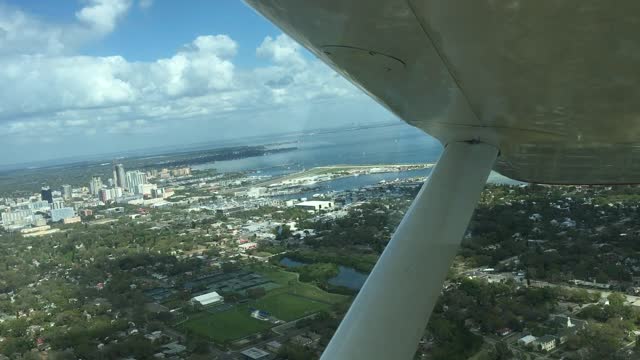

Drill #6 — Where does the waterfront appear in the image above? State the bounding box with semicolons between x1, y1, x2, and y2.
193;124;442;176
194;125;520;199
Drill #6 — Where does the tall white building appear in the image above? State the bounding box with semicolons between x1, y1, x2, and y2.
89;176;103;196
51;201;65;210
126;171;147;194
99;187;124;202
62;184;72;200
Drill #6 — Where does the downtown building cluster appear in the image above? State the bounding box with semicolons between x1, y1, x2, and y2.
0;163;185;232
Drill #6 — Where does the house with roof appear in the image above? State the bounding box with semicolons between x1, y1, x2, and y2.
240;347;271;359
518;334;537;347
534;335;557;352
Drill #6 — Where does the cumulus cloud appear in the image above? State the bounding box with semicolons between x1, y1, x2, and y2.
0;4;70;55
253;34;356;105
0;32;359;132
0;4;367;160
0;0;130;56
0;35;238;119
257;34;306;68
75;0;132;35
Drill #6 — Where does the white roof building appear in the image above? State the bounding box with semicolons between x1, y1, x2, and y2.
518;335;537;346
240;347;270;359
295;200;334;211
191;291;223;306
238;242;258;251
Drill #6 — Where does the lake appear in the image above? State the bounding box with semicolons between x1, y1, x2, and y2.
327;266;368;290
279;257;369;290
279;257;306;268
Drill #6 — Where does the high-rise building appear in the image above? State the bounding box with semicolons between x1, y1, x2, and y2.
89;176;103;196
115;164;126;188
126;171;147;194
62;184;72;200
51;207;75;222
28;200;50;212
40;187;53;203
50;201;65;210
99;189;111;202
112;163;118;189
99;187;124;202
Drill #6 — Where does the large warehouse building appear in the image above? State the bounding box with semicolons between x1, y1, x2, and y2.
294;200;334;212
190;291;224;306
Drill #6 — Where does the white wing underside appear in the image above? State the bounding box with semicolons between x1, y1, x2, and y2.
246;0;640;184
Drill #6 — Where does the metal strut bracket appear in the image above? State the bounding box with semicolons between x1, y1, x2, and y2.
321;141;498;360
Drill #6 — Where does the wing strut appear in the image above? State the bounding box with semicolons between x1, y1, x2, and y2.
321;141;498;360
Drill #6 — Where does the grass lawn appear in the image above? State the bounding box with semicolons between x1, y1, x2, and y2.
254;266;348;304
257;267;297;285
180;304;271;342
254;292;330;321
179;292;329;342
179;266;349;342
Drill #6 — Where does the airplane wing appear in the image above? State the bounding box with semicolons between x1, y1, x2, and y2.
246;0;640;184
244;1;640;359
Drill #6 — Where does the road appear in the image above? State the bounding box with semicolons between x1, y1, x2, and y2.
529;279;640;306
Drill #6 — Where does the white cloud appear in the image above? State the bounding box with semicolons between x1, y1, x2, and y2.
0;4;70;55
0;31;361;131
0;4;367;159
75;0;132;35
0;0;130;56
257;34;306;68
0;35;239;118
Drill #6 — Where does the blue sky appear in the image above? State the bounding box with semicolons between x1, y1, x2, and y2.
0;0;403;165
25;1;282;65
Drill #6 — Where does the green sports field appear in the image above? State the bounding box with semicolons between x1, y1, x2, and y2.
254;292;330;321
179;267;348;343
181;304;271;342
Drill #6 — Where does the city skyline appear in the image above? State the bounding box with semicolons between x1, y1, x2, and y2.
1;0;404;166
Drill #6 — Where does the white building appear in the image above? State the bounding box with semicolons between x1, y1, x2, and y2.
89;176;103;196
240;348;270;360
62;184;72;200
151;188;165;198
191;291;224;306
518;334;537;347
63;216;81;224
1;209;34;227
51;207;75;222
238;242;258;251
27;200;50;212
534;335;556;352
99;187;124;202
266;341;282;353
126;171;147;194
137;183;157;196
295;200;334;212
247;187;267;198
51;201;65;210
